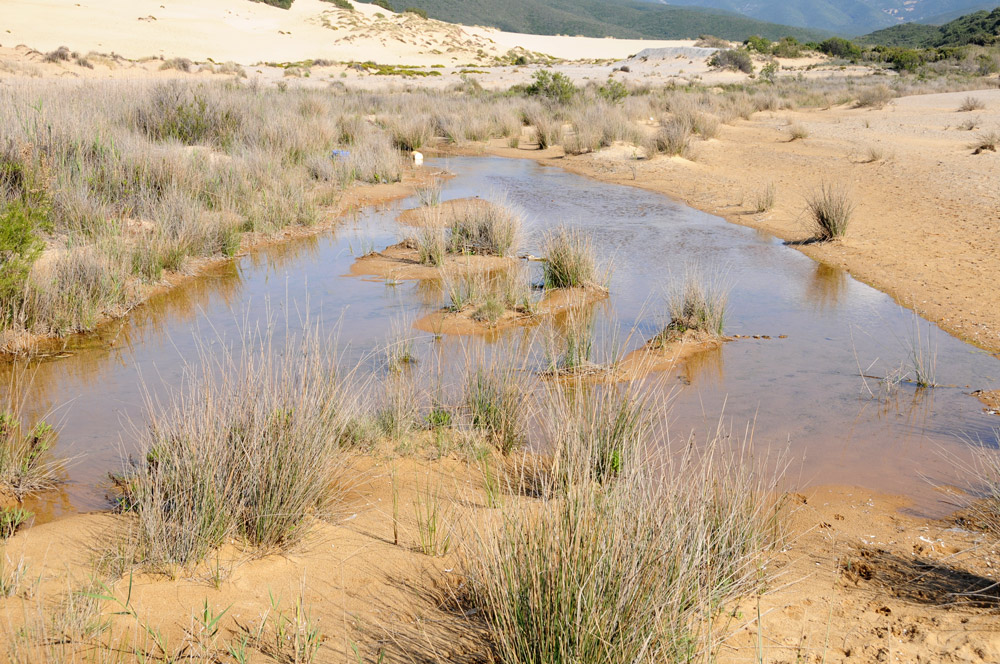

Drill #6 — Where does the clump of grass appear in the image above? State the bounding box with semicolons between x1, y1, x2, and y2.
788;123;809;141
42;47;71;64
546;383;652;485
970;130;999;154
448;199;523;257
542;227;600;290
964;444;1000;538
464;419;783;664
413;481;452;556
908;321;937;389
806;184;855;240
446;268;535;325
384;319;417;372
0;398;59;498
111;327;354;569
752;182;776;213
159;58;193;73
332;130;405;184
414;226;447;266
855;84;895;109
959;96;986;112
385;114;434;151
656;271;728;343
548;312;596;374
527;111;563;150
863;145;887;162
0;506;32;539
415;179;443;207
958;116;981;131
465;361;529;455
376;373;420;442
647;117;691;157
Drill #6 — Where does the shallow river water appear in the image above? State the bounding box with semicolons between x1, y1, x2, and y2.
6;156;999;521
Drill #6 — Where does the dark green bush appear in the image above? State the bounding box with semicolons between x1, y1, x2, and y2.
771;37;804;58
597;79;628;104
372;0;394;11
404;6;427;18
818;37;862;61
744;35;771;53
525;69;577;104
0;201;48;323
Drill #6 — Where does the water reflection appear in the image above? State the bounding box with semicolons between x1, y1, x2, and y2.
806;263;850;312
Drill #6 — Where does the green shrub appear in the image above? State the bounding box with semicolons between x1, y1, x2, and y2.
744;35;771;53
372;0;393;11
818;37;862;61
597;79;628;104
525;70;577;104
771;37;803;58
0;201;47;324
404;6;427;18
708;49;753;74
760;61;779;82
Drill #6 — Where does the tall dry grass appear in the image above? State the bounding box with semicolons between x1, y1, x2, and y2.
657;270;729;342
110;325;356;570
465;381;784;664
541;227;603;291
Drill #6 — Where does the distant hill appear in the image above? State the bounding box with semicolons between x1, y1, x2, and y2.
352;0;830;42
860;7;1000;46
636;0;1000;36
921;2;1000;24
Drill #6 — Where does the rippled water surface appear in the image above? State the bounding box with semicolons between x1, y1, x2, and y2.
7;156;999;520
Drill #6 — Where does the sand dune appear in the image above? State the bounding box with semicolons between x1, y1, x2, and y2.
0;0;692;64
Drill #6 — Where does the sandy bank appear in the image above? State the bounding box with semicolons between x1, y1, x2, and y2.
2;454;996;663
0;0;691;65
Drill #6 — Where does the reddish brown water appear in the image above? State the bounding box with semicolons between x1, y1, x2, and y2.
5;156;999;521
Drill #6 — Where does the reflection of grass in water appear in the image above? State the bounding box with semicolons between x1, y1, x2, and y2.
545;310;596;374
679;344;725;385
806;263;848;312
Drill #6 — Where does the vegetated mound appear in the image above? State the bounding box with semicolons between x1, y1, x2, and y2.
860;7;1000;47
414;282;603;336
366;0;829;42
347;240;512;281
